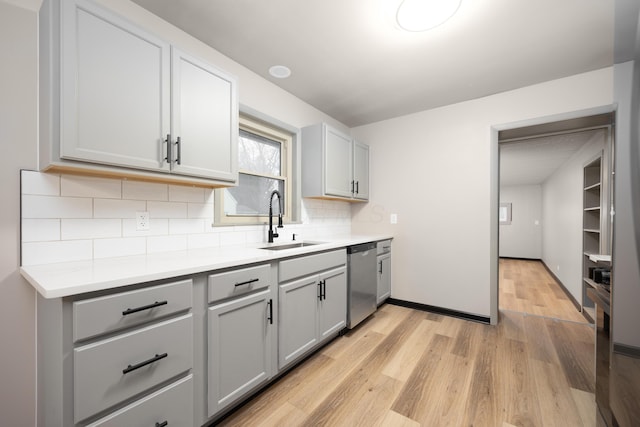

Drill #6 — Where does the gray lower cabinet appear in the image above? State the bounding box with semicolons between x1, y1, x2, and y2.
37;278;194;427
86;374;193;427
377;240;392;304
278;250;347;369
207;264;276;418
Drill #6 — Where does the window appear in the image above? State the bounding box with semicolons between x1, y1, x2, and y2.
215;115;293;225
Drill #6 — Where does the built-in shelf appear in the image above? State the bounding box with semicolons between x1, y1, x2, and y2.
584;207;601;212
584;182;601;191
589;254;612;264
584;229;601;233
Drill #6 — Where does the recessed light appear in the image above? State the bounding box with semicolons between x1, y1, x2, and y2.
396;0;461;32
269;65;291;79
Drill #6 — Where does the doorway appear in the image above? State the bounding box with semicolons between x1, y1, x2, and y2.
490;108;615;325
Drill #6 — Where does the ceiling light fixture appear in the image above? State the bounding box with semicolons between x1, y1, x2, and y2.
269;65;291;79
396;0;461;32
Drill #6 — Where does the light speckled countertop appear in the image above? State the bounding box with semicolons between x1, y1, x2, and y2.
21;235;392;298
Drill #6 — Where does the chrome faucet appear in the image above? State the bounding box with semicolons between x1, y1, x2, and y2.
268;190;284;243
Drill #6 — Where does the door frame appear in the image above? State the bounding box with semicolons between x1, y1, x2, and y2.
489;104;616;325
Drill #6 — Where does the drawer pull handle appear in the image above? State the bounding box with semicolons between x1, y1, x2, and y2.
122;301;168;316
122;352;168;374
156;422;168;427
234;278;259;287
267;299;273;325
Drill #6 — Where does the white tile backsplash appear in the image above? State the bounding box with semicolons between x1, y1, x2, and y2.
123;180;168;201
22;240;93;266
168;185;206;203
94;199;146;219
169;219;205;235
21;170;60;196
61;175;121;199
21;219;60;242
94;237;146;259
147;201;188;219
22;195;93;219
21;172;351;265
61;219;122;240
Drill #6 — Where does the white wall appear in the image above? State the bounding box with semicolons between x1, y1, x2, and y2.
0;2;37;426
540;130;606;304
351;68;613;318
499;185;542;259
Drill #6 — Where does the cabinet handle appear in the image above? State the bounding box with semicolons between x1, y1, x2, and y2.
379;260;383;275
175;136;181;165
321;280;326;300
318;281;322;301
122;352;168;374
235;278;259;287
355;181;359;195
351;180;355;194
155;422;168;427
122;300;168;316
164;134;171;164
267;299;273;325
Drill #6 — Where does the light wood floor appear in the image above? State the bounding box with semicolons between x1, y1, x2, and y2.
218;260;596;426
499;258;588;324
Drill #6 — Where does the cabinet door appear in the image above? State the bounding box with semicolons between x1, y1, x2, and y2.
278;276;319;369
171;48;238;181
324;126;353;198
61;0;171;171
208;289;272;416
319;266;347;341
377;253;391;304
353;141;370;200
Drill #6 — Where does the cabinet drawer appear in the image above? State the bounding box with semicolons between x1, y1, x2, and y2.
74;314;193;423
86;374;193;427
209;264;270;303
73;279;192;342
377;240;392;255
279;249;346;282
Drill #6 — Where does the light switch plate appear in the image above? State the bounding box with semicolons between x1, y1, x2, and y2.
390;213;398;224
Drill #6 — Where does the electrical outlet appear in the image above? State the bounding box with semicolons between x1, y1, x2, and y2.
390;213;398;224
136;211;150;231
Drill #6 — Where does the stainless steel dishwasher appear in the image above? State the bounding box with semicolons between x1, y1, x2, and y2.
347;242;378;328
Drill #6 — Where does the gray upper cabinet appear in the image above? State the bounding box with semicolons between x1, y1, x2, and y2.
301;123;370;201
40;0;238;185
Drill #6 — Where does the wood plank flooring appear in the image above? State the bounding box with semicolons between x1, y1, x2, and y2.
217;260;596;426
499;258;588;324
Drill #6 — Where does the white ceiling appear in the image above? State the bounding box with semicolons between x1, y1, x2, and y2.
130;0;614;128
499;129;602;187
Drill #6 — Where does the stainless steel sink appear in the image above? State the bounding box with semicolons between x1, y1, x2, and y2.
259;242;324;251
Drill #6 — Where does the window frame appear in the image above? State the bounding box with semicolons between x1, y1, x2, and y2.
215;112;296;226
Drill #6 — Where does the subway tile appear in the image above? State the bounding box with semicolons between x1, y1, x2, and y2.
123;180;168;201
123;218;169;237
94;199;146;219
187;233;220;250
21;219;60;242
94;237;146;259
21;240;93;266
21;171;60;196
147;235;187;254
169;219;205;235
148;201;188;219
61;175;121;198
187;202;214;219
22;195;93;219
168;185;205;202
219;230;246;246
61;219;121;240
